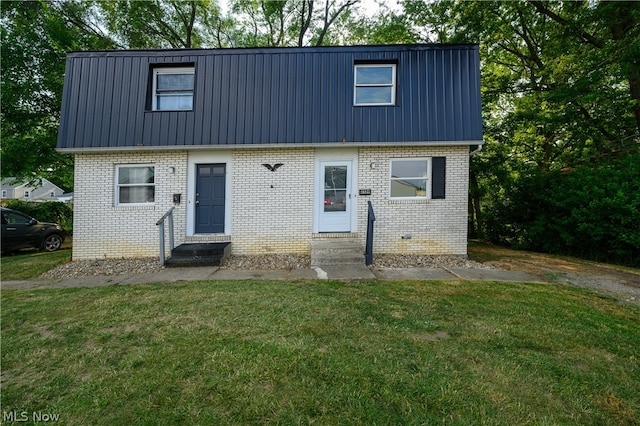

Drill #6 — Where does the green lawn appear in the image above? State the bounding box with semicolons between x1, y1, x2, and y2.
2;280;639;425
1;247;72;280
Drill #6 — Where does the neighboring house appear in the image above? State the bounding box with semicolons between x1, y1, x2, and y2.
56;44;483;260
1;177;66;201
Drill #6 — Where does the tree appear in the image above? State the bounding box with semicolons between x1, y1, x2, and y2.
99;0;230;49
343;11;417;45
1;0;235;190
405;1;640;240
229;0;359;47
1;0;115;189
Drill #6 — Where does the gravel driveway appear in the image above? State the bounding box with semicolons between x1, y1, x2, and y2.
468;243;640;304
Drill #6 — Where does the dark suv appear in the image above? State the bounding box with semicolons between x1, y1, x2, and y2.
1;207;66;252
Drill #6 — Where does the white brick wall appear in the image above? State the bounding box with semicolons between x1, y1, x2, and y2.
73;146;468;259
356;146;469;256
230;148;315;255
73;152;188;260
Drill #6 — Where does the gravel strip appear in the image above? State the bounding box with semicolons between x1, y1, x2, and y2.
221;254;311;270
40;253;494;280
372;254;497;270
40;258;165;279
40;254;312;279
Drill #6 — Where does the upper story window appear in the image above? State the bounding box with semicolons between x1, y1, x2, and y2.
115;165;155;205
23;190;30;199
354;64;396;106
153;67;195;111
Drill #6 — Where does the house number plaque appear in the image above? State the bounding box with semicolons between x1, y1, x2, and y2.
359;189;372;196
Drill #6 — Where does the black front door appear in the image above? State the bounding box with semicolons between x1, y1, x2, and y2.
195;164;226;234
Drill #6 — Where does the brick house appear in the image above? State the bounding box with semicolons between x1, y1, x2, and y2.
56;44;483;261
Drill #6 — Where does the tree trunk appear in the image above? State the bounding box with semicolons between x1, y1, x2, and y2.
468;168;483;238
610;9;640;137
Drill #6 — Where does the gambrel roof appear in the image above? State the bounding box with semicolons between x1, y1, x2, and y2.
57;44;482;152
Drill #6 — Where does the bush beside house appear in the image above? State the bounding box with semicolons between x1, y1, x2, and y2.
485;153;640;267
2;199;73;235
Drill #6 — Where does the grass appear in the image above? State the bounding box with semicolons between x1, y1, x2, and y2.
2;279;639;425
1;247;71;280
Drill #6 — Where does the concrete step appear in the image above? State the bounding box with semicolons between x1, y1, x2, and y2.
311;240;365;267
311;254;365;267
166;242;231;267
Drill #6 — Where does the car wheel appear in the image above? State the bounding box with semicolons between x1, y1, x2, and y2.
42;234;63;252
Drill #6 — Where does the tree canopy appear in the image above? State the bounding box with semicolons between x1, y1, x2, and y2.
2;0;638;264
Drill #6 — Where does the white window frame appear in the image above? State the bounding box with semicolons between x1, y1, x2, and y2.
354;64;397;106
152;67;195;111
115;164;156;206
50;191;56;197
389;158;431;199
23;190;30;199
1;190;7;198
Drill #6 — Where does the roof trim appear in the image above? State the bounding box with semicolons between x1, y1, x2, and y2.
57;140;484;154
66;43;479;58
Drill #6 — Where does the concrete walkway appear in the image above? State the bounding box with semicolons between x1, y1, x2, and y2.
1;264;541;290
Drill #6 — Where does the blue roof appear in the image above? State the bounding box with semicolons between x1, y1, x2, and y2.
57;44;482;151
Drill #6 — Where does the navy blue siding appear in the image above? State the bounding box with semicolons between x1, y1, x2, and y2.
57;45;482;150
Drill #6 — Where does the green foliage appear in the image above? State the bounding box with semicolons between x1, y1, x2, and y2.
407;1;640;263
3;200;73;234
3;280;639;424
486;153;640;266
228;0;360;47
99;0;228;48
3;0;639;267
1;0;115;189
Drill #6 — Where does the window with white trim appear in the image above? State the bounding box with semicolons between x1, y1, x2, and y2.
116;165;155;205
153;67;195;111
354;64;396;106
390;158;429;198
23;190;30;199
1;190;7;198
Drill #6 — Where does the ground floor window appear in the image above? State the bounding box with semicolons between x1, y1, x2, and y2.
115;165;155;205
390;158;429;198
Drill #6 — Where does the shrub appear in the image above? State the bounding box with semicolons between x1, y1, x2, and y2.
485;153;640;267
2;200;73;234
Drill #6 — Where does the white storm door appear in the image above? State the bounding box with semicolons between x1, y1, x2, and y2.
317;161;352;232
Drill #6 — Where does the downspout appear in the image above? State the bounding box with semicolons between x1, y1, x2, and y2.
469;143;483;156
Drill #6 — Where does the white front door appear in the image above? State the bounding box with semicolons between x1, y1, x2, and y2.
317;160;352;232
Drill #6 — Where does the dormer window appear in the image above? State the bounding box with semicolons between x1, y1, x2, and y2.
354;64;396;106
153;67;195;111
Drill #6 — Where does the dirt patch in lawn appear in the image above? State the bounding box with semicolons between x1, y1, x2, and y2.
468;242;640;303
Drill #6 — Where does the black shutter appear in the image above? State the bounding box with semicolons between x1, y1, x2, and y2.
432;157;446;199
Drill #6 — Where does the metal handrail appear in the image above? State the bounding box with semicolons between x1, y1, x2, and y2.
365;201;375;265
156;206;175;266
